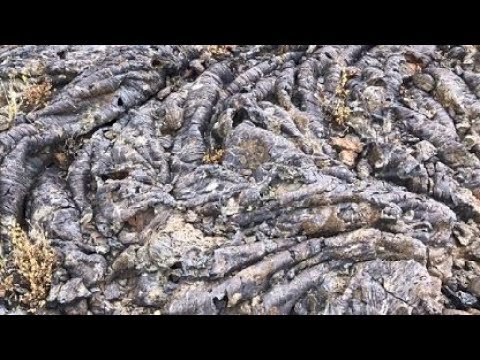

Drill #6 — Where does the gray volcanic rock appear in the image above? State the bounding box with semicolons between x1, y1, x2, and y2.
1;45;480;315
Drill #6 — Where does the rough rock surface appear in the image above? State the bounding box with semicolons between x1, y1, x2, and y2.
1;45;480;314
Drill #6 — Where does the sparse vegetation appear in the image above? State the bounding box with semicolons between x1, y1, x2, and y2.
331;69;353;127
0;221;57;311
203;147;225;164
0;75;53;131
23;81;52;110
1;79;22;126
207;45;235;57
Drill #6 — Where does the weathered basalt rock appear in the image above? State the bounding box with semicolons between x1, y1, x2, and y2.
1;45;480;314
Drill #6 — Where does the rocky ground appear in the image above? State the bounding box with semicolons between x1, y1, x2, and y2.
0;45;480;315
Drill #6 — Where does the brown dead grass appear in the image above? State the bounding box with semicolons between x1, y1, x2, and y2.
332;69;352;127
0;222;57;311
207;45;235;57
203;148;225;164
23;81;52;110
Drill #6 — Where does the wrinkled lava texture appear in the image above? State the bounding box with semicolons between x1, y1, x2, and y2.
1;45;480;315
